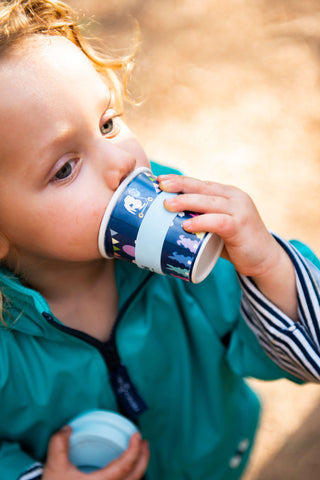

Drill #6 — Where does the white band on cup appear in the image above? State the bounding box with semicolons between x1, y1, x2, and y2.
135;191;177;274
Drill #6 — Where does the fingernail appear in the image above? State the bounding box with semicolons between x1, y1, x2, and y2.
183;220;192;230
61;425;71;433
131;432;142;443
159;175;177;189
159;180;173;190
164;198;176;210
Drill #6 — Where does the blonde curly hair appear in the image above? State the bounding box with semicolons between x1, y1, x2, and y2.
0;0;135;106
0;0;135;323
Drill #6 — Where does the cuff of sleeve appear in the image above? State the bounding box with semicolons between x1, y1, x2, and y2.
18;462;43;480
238;233;320;382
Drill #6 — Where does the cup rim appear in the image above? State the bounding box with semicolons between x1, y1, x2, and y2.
98;166;152;258
191;233;224;283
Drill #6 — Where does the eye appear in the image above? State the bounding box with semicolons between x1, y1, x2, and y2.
100;108;122;138
54;161;73;180
52;159;78;183
100;118;114;135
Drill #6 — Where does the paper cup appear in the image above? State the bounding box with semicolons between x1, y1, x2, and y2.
68;410;138;473
98;167;223;283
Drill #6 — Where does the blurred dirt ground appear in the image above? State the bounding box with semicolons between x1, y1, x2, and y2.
69;1;320;478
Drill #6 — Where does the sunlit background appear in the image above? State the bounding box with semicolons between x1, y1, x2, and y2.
69;1;320;478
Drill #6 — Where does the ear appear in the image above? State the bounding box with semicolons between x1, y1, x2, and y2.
0;233;9;259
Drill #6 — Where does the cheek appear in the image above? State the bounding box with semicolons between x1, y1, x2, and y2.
33;201;103;258
48;195;107;238
17;196;94;248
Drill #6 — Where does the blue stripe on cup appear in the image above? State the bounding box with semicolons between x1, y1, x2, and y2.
160;211;205;280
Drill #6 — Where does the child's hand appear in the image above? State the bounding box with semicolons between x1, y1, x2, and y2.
158;174;278;277
158;174;298;319
42;426;150;480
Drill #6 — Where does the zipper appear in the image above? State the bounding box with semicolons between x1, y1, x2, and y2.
42;271;154;422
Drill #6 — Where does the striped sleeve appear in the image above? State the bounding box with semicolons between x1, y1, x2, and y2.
18;462;43;480
239;234;320;382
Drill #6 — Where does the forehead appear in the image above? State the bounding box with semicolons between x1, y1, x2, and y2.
0;35;109;171
0;35;108;109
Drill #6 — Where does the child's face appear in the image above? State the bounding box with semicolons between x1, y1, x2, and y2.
0;36;149;268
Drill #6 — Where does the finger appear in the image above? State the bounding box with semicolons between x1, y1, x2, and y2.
182;212;234;239
125;440;150;480
46;426;72;469
158;174;230;197
163;192;232;215
93;432;145;479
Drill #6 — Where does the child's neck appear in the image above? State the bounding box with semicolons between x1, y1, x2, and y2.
22;259;119;342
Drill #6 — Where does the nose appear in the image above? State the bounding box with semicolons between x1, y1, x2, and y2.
97;139;136;191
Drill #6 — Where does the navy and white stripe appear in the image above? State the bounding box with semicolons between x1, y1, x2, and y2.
19;462;43;480
239;234;320;382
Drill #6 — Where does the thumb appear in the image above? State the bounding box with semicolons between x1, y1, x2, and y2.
46;425;72;468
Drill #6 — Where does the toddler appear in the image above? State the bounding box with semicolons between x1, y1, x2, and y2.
1;1;320;480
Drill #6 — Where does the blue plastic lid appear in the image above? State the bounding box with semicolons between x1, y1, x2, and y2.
68;410;138;473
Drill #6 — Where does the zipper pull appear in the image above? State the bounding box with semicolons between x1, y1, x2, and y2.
109;364;148;421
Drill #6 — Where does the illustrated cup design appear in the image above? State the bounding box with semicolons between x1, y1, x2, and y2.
98;167;223;283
